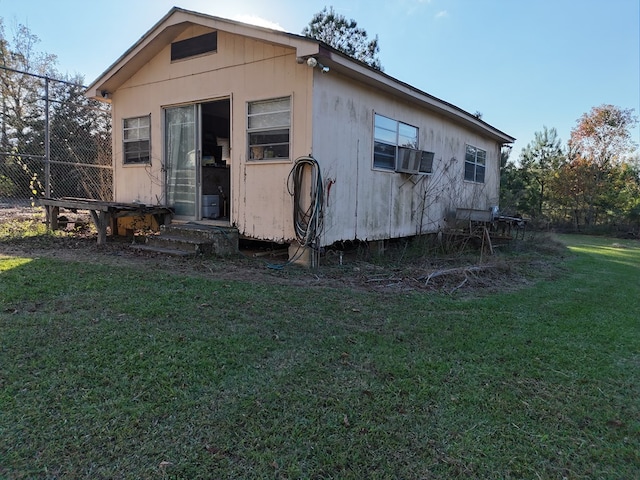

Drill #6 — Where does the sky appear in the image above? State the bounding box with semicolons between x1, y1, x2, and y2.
1;0;638;159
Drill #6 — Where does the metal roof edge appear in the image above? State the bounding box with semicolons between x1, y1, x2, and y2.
315;44;515;144
84;7;515;143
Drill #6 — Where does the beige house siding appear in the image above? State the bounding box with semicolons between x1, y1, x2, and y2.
86;8;513;248
110;27;314;243
311;72;502;245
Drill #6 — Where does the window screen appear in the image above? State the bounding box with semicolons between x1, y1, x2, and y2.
171;32;218;61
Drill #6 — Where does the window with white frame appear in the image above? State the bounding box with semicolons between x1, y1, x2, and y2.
464;144;486;183
247;97;291;160
123;115;150;164
373;114;418;170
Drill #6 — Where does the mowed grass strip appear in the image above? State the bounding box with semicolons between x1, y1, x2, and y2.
0;234;638;479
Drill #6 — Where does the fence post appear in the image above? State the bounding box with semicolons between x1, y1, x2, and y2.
44;76;51;199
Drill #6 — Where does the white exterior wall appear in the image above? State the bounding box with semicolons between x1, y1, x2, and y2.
110;25;313;243
103;17;507;247
311;71;502;246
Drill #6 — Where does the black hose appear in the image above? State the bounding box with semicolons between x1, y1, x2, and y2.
287;155;324;248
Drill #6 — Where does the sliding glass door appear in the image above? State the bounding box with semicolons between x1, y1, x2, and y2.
165;105;198;218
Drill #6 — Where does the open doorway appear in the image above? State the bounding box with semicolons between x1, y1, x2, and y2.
164;98;231;222
200;100;230;222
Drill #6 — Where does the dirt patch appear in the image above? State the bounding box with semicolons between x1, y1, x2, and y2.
0;203;43;221
0;218;567;296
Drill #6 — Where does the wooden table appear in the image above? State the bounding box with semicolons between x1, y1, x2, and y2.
39;197;173;245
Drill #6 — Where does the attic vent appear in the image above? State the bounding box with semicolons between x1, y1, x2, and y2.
171;31;217;61
396;147;434;174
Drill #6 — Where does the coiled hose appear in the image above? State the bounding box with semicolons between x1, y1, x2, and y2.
287;155;324;248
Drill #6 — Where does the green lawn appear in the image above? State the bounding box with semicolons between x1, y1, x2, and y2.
0;234;638;479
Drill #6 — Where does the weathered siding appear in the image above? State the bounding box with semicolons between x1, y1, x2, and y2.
99;10;509;248
111;25;314;242
311;71;501;246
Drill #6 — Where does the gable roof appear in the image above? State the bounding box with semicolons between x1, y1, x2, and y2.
86;7;514;144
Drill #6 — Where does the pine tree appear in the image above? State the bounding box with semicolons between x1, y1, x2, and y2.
302;6;383;71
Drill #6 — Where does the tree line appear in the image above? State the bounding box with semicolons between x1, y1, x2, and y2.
500;106;639;235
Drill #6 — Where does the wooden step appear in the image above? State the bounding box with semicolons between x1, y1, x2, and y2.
144;233;214;254
129;243;194;257
132;223;240;256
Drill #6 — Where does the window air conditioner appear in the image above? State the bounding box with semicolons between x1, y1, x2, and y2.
419;151;434;174
396;147;422;174
396;147;435;174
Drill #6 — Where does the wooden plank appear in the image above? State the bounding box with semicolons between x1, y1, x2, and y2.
88;210;108;246
46;206;60;230
111;206;171;217
39;197;173;245
40;198;172;217
455;208;493;223
40;198;111;211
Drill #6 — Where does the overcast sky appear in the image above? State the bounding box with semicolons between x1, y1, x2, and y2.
1;0;638;158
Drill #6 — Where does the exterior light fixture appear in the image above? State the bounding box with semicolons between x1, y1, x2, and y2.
305;57;330;73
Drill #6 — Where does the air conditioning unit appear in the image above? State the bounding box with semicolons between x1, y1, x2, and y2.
396;147;434;174
396;147;421;174
419;151;434;174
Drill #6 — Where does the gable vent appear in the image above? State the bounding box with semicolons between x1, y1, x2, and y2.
171;32;218;61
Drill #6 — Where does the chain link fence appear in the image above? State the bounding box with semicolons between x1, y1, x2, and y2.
0;66;112;216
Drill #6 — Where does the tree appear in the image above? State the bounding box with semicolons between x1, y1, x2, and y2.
500;106;640;231
0;17;58;153
0;18;112;201
518;127;565;219
565;105;639;226
549;156;598;230
602;161;640;230
500;159;528;215
569;104;638;168
0;18;60;199
302;6;383;71
499;145;526;215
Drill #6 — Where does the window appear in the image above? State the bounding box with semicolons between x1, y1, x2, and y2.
464;144;486;183
171;32;217;61
373;114;418;170
248;97;291;160
123;115;150;164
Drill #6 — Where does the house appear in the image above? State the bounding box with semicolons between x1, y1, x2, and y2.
85;7;514;260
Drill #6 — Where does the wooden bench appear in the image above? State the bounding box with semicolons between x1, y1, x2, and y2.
39;197;173;245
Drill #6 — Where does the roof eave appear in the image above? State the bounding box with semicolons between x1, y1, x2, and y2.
85;7;515;144
85;6;320;101
315;47;515;144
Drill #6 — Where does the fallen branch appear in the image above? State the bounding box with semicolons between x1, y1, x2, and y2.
449;276;468;294
422;265;495;286
367;276;398;283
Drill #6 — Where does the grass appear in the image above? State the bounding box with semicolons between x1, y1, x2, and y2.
0;233;638;478
0;216;49;240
